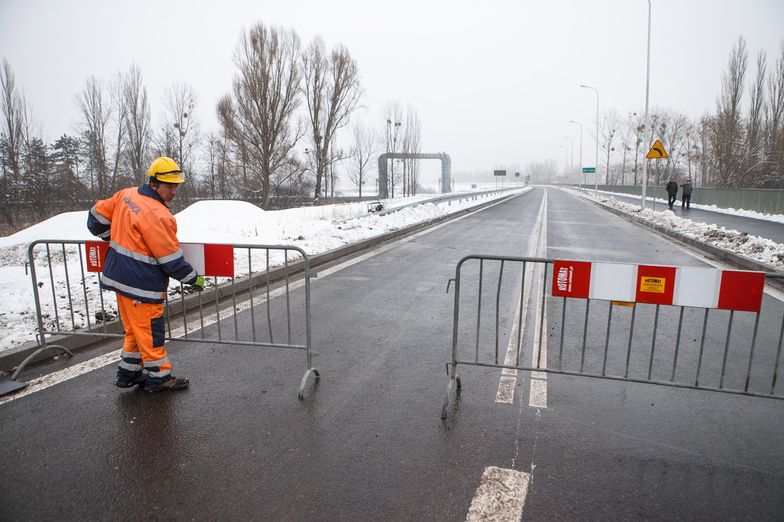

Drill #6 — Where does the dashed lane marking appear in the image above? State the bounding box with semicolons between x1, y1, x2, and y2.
466;466;531;522
495;191;546;404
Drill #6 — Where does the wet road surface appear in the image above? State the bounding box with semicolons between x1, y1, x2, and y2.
1;187;782;520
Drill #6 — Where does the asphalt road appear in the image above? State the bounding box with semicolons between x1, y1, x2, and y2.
1;187;782;520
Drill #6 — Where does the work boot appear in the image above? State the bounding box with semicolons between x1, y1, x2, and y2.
116;373;146;388
145;376;189;393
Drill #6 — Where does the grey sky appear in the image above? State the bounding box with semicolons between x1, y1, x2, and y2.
1;0;783;181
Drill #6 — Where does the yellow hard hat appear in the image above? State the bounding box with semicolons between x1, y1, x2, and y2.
148;156;185;184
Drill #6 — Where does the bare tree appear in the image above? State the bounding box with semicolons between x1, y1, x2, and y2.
402;105;422;195
599;109;619;184
765;42;784;186
121;64;151;183
108;73;129;191
218;23;303;209
156;83;200;203
1;59;25;183
745;49;767;183
525;159;558;183
710;36;748;187
76;76;110;195
348;122;376;197
302;37;362;202
158;83;199;170
382;101;404;196
658;110;690;182
630;112;645;185
617;113;636;185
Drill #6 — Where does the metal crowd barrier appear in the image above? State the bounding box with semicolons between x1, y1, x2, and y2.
441;254;784;419
19;239;319;399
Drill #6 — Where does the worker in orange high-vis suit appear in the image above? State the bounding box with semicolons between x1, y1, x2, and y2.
87;157;205;393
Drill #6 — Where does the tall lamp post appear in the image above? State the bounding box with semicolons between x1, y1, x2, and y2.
563;136;574;171
640;0;652;209
386;119;402;198
580;84;600;197
570;120;583;186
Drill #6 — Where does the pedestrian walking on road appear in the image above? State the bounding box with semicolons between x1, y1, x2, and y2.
681;178;693;209
665;178;678;209
87;157;205;393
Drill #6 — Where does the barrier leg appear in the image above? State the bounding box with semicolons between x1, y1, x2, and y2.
441;364;462;420
297;367;320;400
11;343;74;380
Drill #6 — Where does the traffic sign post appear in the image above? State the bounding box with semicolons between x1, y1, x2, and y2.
642;139;669;210
582;167;595;189
494;170;506;188
646;139;669;159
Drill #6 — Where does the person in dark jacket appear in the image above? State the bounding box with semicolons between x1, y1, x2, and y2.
681;178;693;209
665;178;678;209
87;157;204;393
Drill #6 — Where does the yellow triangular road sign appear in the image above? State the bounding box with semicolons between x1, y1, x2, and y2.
646;139;669;159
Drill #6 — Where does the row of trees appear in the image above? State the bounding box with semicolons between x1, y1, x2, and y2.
0;22;425;232
548;37;784;189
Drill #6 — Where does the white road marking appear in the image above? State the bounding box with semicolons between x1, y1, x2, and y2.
495;190;550;409
495;269;528;404
1;196;519;406
528;195;549;409
466;466;531;522
528;309;548;409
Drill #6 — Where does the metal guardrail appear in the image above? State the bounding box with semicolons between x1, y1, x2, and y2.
18;240;319;399
441;254;784;419
333;187;525;225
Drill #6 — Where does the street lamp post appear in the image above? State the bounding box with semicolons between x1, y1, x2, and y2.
580;84;600;197
570;120;583;186
640;0;652;209
386;119;402;198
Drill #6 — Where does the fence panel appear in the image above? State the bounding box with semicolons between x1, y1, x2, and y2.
442;255;784;419
20;240;318;399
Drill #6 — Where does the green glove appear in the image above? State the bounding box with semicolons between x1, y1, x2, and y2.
192;275;205;291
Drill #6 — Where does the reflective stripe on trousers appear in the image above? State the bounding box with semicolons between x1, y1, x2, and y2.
116;294;172;384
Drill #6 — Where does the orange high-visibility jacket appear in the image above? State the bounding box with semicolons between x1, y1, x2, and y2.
87;184;198;303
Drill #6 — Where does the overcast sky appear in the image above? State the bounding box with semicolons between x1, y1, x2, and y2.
2;0;783;182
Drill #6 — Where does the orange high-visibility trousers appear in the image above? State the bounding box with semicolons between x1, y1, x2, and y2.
116;294;173;384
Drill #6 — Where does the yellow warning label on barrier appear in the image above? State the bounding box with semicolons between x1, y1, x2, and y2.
612;301;635;307
640;277;666;294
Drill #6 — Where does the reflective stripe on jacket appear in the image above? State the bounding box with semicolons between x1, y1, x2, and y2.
87;184;197;303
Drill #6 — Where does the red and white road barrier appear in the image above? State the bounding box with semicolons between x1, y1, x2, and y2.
552;260;766;312
86;241;234;277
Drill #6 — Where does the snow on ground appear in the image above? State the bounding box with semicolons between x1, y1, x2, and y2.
0;189;526;353
563;187;784;270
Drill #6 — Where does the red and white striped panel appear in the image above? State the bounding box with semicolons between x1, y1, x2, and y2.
86;241;234;277
552;259;765;312
180;243;235;277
